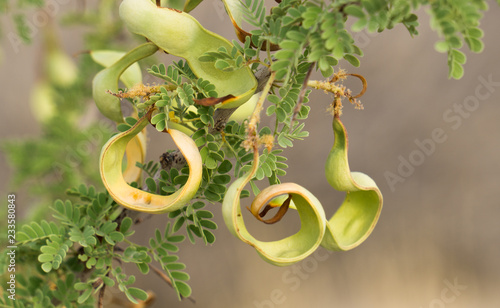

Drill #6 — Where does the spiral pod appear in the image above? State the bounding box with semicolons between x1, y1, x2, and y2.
222;116;383;265
321;116;383;251
222;152;327;266
91;44;159;184
90;50;143;90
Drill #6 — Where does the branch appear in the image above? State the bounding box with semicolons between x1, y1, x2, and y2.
151;264;196;303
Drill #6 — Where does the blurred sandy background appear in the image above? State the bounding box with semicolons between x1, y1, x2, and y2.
1;1;500;307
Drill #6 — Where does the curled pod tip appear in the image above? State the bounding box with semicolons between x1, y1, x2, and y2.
222;155;326;266
90;50;143;89
321;117;383;251
92;42;158;123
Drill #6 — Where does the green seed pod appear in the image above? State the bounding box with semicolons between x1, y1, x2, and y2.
321;116;383;251
182;0;204;12
228;92;259;123
92;42;158;123
222;151;327;266
90;50;143;89
46;49;78;88
119;0;257;109
222;116;383;265
30;81;57;123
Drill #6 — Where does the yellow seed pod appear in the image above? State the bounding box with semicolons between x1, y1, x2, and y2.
30;81;57;124
228;92;259;123
91;46;156;183
100;111;202;213
122;129;147;184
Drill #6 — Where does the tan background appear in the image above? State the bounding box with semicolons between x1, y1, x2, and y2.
1;1;500;307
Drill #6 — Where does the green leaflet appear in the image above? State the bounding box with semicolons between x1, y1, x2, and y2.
92;42;159;123
322;116;383;251
119;0;257;109
99;111;203;213
222;116;382;265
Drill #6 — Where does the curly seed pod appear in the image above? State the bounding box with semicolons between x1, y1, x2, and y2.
321;116;383;251
100;111;202;213
222;151;327;266
222;116;383;265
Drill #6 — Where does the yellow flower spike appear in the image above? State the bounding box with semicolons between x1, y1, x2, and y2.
92;42;159;123
119;0;257;109
321;116;383;251
100;111;202;213
222;151;327;266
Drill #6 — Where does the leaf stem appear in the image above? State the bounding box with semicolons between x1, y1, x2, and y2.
290;63;314;127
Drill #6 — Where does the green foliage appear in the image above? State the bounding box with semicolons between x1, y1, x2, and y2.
15;220;63;243
239;0;266;27
148;222;192;299
2;110;112;202
429;0;486;79
169;201;218;244
38;237;71;273
199;45;247;72
136;158;219;245
13;14;31;43
229;0;491;81
140;61;221;132
1;0;46;44
1;184;195;305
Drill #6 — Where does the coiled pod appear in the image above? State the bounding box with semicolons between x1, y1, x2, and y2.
321;116;383;251
222;116;383;265
100;111;202;213
222;151;327;266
